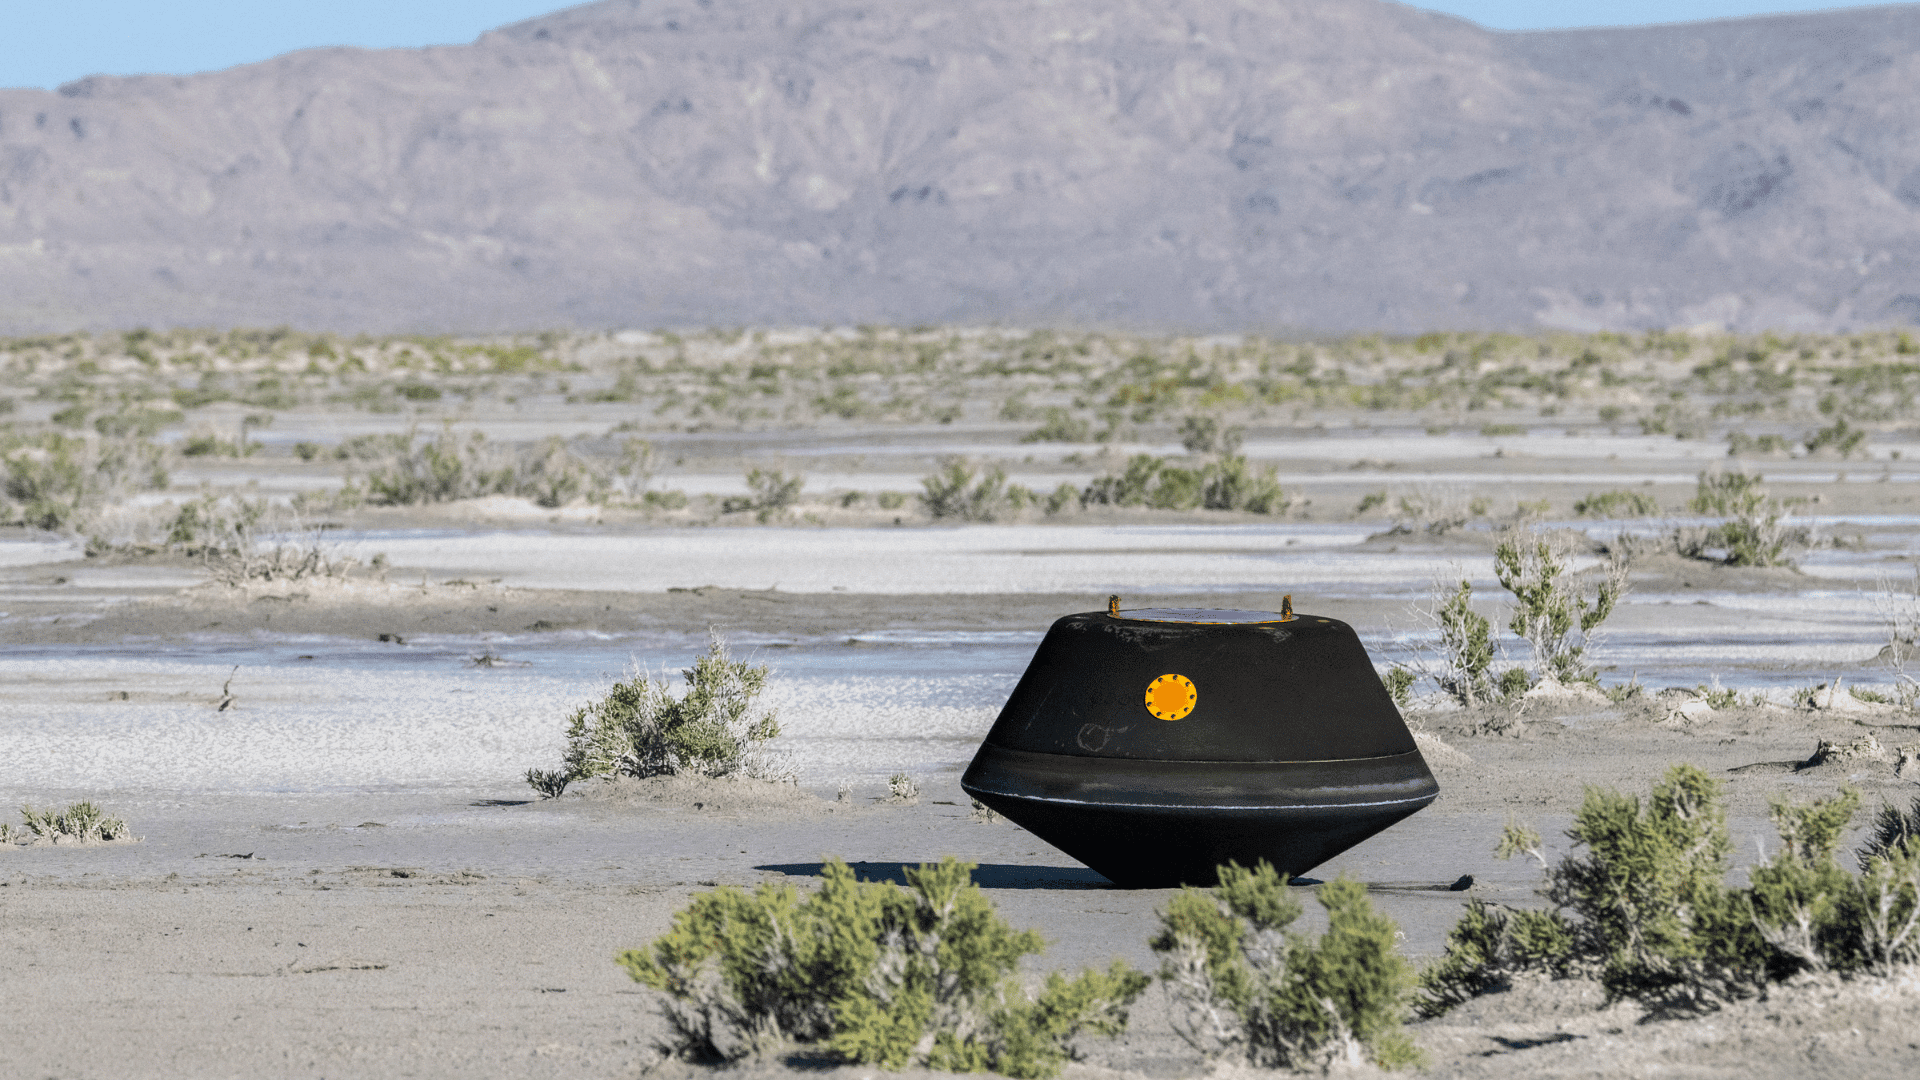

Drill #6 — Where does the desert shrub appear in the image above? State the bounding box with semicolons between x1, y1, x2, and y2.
1639;402;1706;438
1149;463;1206;510
2;432;170;531
1428;768;1920;1019
1421;766;1753;1014
969;799;1004;824
921;458;1015;521
163;495;356;585
1687;469;1802;567
1726;432;1793;456
533;633;783;793
524;768;570;800
165;493;265;554
352;428;609;508
1150;862;1421;1071
1434;581;1496;704
1201;455;1287;513
722;468;804;522
333;433;413;461
1081;454;1284;515
1849;795;1920;974
92;403;183;438
1021;408;1091;443
1417;899;1578;1016
180;427;258;458
1873;565;1920;708
1495;667;1531;697
617;856;1148;1077
1178;415;1244;455
1744;788;1866;977
1382;666;1415;707
1547;765;1764;1010
1080;454;1164;507
1803;418;1868;458
1572;489;1659;518
887;773;920;803
599;438;658;502
1389;487;1488;535
1493;531;1628;686
361;429;517;504
1395;579;1500;706
1040;482;1079;515
1691;680;1738;709
15;801;131;843
515;436;591;507
1859;795;1920;865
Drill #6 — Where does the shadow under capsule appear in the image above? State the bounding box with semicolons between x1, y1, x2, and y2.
754;861;1115;890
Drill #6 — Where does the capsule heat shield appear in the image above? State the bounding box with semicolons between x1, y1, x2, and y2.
960;606;1437;887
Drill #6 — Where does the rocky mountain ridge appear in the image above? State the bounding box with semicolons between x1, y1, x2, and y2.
2;0;1919;334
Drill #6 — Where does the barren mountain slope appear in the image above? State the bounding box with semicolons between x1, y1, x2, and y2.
1;0;1918;333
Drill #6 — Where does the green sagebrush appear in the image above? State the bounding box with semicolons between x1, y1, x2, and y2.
1433;578;1496;705
1393;533;1627;704
721;467;804;522
920;457;1019;522
1080;453;1286;514
1421;767;1920;1018
2;431;169;531
1572;488;1661;518
1388;578;1501;707
1688;469;1800;567
1150;861;1422;1071
358;429;643;509
526;633;782;796
15;801;131;843
1493;531;1626;686
616;856;1147;1078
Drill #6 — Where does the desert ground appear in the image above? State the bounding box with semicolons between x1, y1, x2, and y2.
4;326;1920;1078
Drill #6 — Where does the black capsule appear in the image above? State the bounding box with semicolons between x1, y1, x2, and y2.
961;604;1437;887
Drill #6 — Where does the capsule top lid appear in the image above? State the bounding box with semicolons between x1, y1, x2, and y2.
1111;606;1293;624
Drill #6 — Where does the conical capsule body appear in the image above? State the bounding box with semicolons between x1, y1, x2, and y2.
961;605;1437;887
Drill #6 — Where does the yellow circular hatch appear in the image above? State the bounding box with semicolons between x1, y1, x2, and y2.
1145;673;1198;721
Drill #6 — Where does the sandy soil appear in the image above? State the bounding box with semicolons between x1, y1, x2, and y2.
6;745;1919;1080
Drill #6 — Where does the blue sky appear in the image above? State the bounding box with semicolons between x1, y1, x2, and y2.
1;2;1904;91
